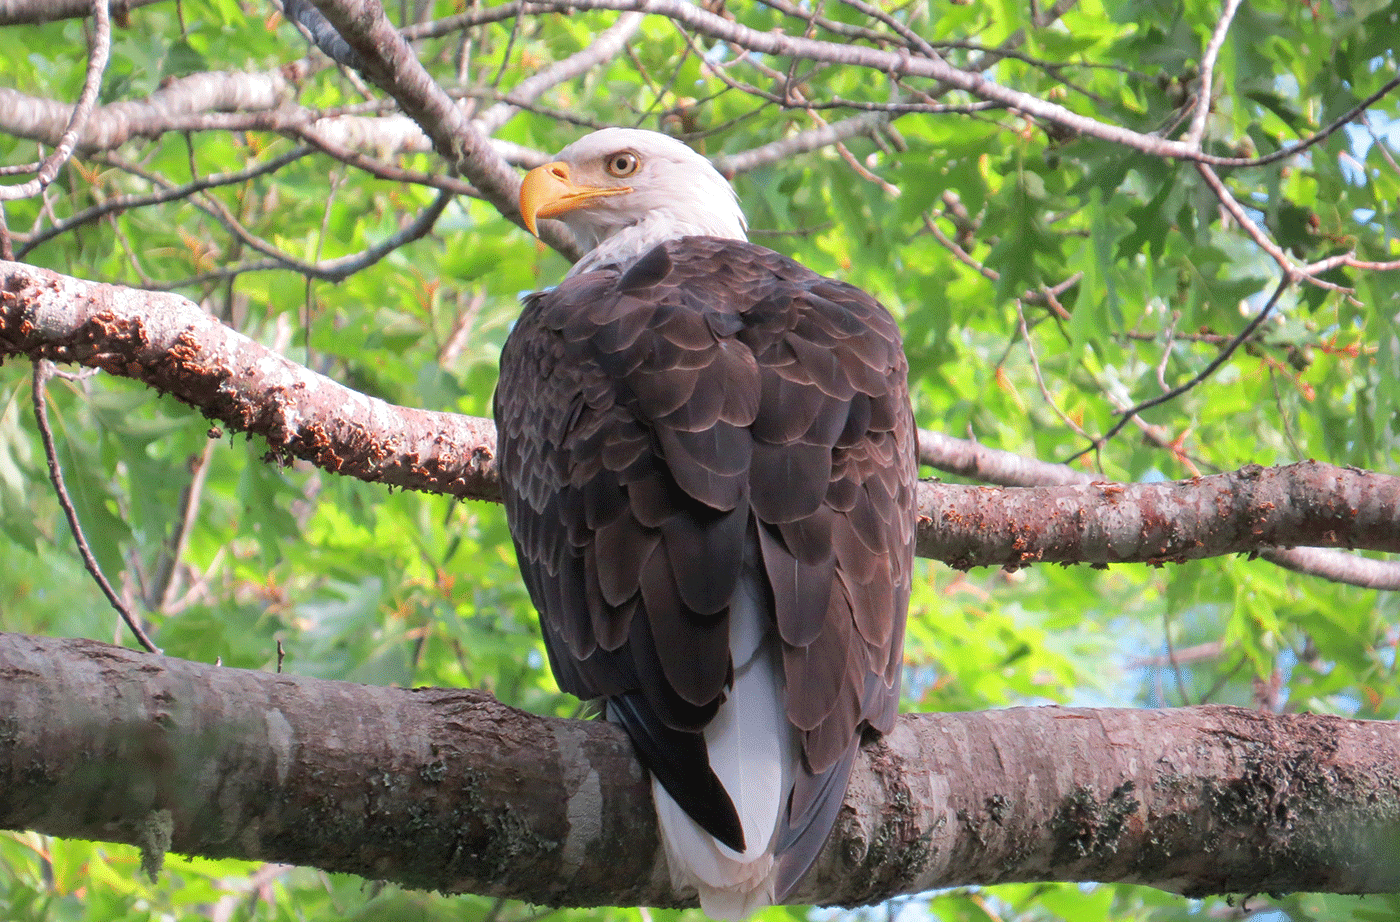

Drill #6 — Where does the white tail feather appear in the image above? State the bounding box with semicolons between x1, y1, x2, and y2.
654;568;797;920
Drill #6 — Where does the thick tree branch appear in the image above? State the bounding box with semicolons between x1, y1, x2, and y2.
919;464;1400;569
919;427;1400;590
2;261;1397;574
0;260;499;500
2;631;1397;908
0;69;301;151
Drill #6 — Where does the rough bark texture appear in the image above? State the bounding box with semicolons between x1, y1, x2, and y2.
0;260;499;500
3;261;1398;573
921;464;1400;569
3;631;1398;908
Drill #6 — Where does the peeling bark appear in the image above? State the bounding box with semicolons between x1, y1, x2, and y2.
920;464;1400;568
0;260;499;500
2;632;1398;908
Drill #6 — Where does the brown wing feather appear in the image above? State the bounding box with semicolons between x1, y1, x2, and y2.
495;236;916;886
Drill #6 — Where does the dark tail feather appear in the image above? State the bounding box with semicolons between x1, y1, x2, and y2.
772;737;860;902
608;691;746;852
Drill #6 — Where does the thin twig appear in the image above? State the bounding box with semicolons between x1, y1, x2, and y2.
20;147;316;255
134;149;456;282
148;439;215;611
31;360;161;653
292;126;478;194
1360;111;1400;176
838;0;939;58
1182;0;1244;150
1063;276;1290;465
1195;161;1351;291
1016;300;1093;442
472;13;643;135
920;212;1081;312
1162;608;1194;705
0;0;110;200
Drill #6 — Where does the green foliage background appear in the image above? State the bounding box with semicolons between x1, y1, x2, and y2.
1;0;1398;920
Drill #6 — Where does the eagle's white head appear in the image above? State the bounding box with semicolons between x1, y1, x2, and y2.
519;127;749;277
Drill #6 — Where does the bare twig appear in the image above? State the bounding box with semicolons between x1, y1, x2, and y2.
1195;162;1325;286
504;0;1396;169
0;0;110;200
30;360;161;653
1162;608;1193;705
148;440;215;612
206;186;454;281
1016;300;1093;442
919;212;1081;312
438;287;486;366
292;125;479;194
93;152;457;282
1360;112;1400;176
838;0;939;59
399;0;571;39
1182;0;1244;150
1064;276;1290;464
712;111;895;174
472;12;643;135
18;146;316;258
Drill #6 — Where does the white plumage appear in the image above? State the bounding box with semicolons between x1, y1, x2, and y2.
532;128;749;275
650;565;796;919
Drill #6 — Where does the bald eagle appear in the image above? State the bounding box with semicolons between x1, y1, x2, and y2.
495;128;916;918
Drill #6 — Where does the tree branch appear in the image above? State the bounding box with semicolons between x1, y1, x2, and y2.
918;427;1400;590
471;12;643;135
3;631;1397;908
16;145;317;258
917;464;1400;569
0;0;110;201
0;0;159;26
2;261;1397;577
508;0;1395;169
30;359;160;651
0;260;499;500
1182;0;1243;150
302;0;583;260
0;68;301;151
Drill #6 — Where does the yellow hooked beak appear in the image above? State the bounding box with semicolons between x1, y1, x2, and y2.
519;161;630;237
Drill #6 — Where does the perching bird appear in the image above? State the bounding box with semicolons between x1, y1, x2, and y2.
495;128;916;918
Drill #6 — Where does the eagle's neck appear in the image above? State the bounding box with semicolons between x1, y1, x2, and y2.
564;204;748;278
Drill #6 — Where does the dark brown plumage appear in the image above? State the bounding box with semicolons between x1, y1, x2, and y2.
495;232;916;904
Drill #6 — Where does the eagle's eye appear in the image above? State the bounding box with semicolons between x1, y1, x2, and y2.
605;151;640;178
